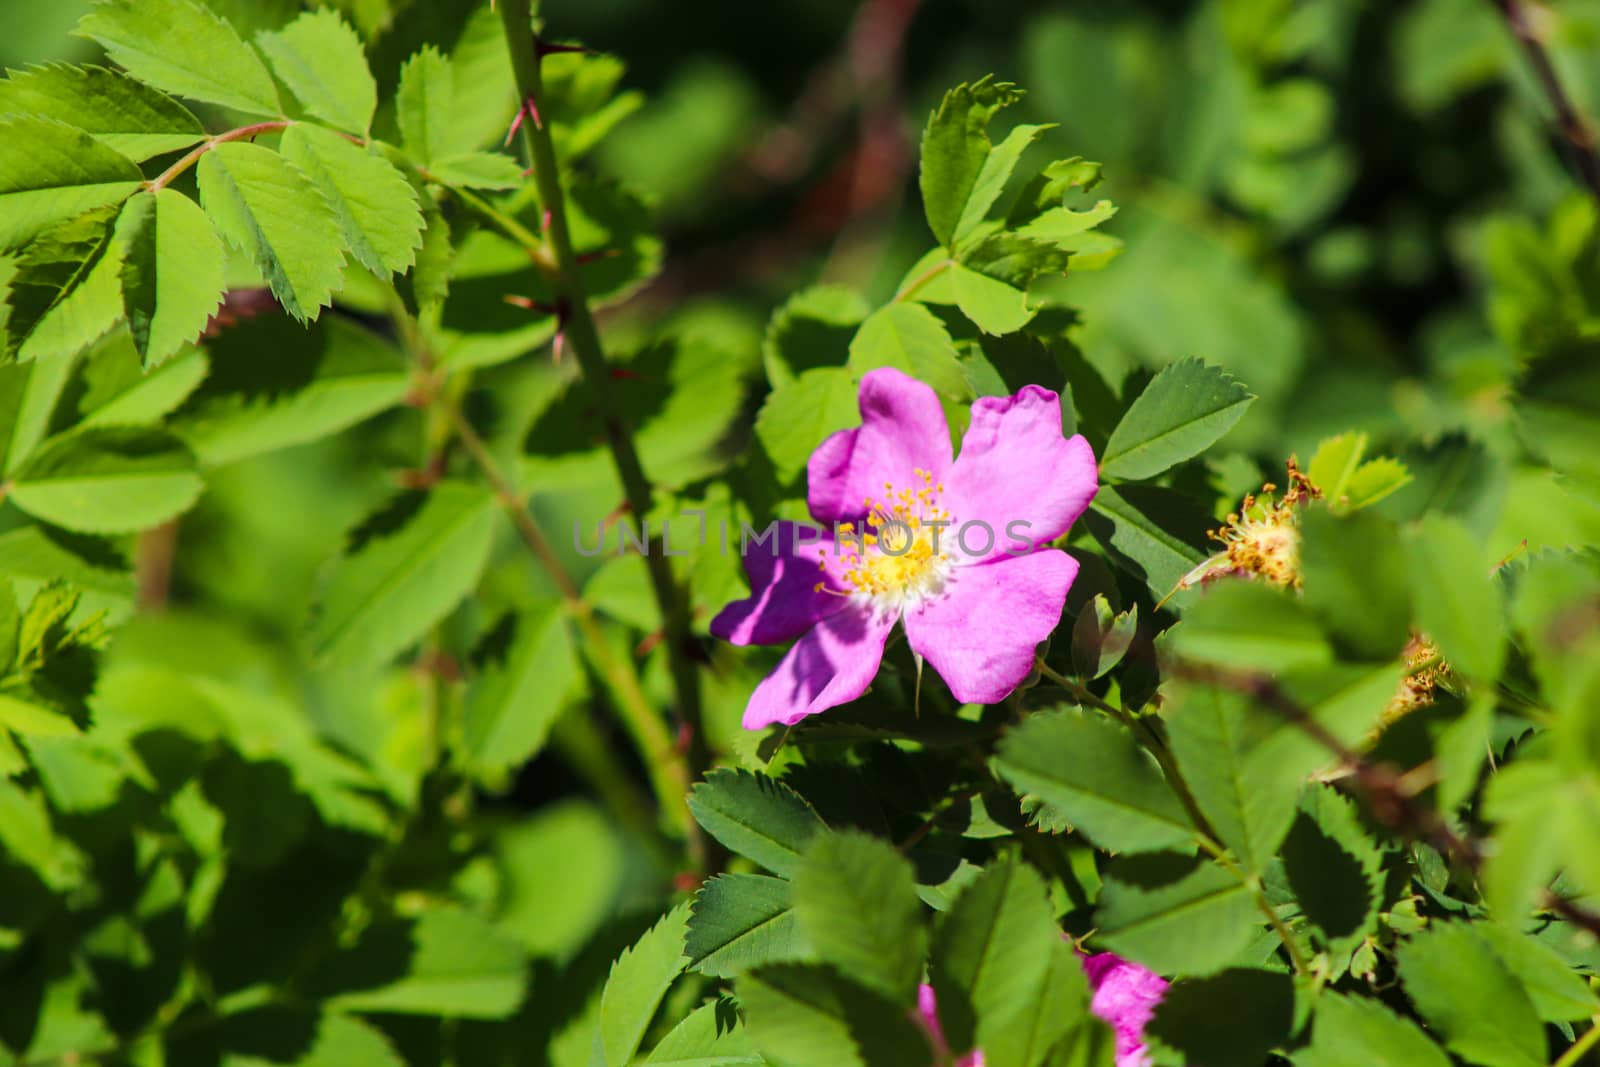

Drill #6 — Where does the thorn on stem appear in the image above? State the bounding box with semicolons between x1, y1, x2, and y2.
503;294;556;313
505;93;542;144
536;39;595;59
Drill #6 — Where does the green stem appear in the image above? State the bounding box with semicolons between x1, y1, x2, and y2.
497;0;707;780
894;257;952;302
444;183;557;277
147;120;294;191
1195;834;1311;976
1555;1016;1600;1067
1033;657;1307;972
437;384;702;859
387;292;702;867
1032;657;1127;720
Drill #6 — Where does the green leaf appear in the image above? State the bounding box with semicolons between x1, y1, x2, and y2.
1403;515;1505;681
491;801;626;961
1482;760;1586;921
960;232;1073;289
1295;993;1452;1067
986;939;1094;1067
173;314;411;465
279;124;423;277
753;367;859;486
0;356;76;475
847;303;973;407
76;0;282;117
428;151;527;190
919;76;1026;248
738;964;933;1067
0;64;205;161
792;831;925;1003
1298;507;1412;661
0;775;85;889
930;856;1066;1058
1094;852;1259;976
1435;692;1494;814
396;46;479;167
0;581;16;674
1072;595;1138;681
1280;787;1382;957
1306;432;1411;513
1169;580;1332;673
256;10;376;135
764;285;869;388
0;686;84;738
114;188;226;367
321;907;527;1018
195;1008;406;1067
9;426;202;534
1166;684;1305;875
688;873;808;979
0;116;142;250
997;709;1193;853
645;1002;763;1065
688;770;826;878
950;262;1033;335
1476;923;1598;1023
957;123;1054;242
592;903;691;1067
196;141;348;322
4;203;122;359
78;335;208;427
1100;359;1254;481
1396;921;1546;1067
0;527;134;603
461;601;583;777
310;483;498;665
1083;484;1210;597
1145;969;1293;1067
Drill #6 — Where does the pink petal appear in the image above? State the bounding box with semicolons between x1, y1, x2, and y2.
941;387;1097;563
807;368;953;524
741;605;896;729
711;522;846;646
916;984;945;1047
903;550;1078;704
1081;952;1168;1067
915;984;985;1067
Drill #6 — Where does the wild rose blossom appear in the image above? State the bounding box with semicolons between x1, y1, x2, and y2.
915;951;1168;1067
1081;951;1169;1067
712;368;1098;729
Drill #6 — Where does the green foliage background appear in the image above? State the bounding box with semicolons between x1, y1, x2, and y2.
3;0;1600;1065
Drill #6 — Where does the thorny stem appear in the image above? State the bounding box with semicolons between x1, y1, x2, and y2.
442;389;701;856
1490;0;1600;203
146;120;295;191
388;296;704;869
1179;662;1600;946
497;0;708;782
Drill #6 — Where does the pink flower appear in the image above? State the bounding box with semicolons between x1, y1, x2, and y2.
916;984;985;1067
712;368;1098;729
915;952;1167;1067
1081;952;1168;1067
